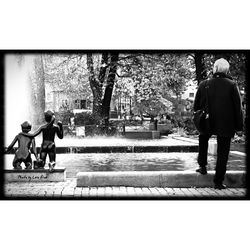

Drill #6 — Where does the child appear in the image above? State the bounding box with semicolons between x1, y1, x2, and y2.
5;121;39;170
23;110;63;172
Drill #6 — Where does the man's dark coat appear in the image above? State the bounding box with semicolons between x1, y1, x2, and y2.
193;72;243;137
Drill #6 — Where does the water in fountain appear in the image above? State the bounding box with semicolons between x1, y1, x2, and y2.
5;54;35;144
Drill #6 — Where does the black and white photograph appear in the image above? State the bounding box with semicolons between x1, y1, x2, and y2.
0;1;250;250
1;51;248;199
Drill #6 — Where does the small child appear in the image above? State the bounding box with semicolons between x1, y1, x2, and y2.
5;121;38;170
23;110;63;172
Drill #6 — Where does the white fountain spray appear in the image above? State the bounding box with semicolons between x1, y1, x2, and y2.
5;54;35;145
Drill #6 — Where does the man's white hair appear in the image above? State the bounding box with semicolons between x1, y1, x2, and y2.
213;58;230;74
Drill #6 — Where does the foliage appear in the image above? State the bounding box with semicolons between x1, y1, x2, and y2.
74;112;96;126
54;110;74;125
41;53;120;128
115;53;194;120
232;134;245;144
43;54;91;95
200;53;246;91
227;53;246;91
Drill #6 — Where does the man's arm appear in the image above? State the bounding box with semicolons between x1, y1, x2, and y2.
232;83;244;132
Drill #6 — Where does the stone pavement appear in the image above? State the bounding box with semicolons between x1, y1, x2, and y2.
4;178;247;199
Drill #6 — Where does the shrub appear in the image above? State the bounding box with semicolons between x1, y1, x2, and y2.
183;117;197;134
74;112;96;126
54;111;74;125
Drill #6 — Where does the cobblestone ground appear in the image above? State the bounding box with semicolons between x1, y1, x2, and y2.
4;179;246;199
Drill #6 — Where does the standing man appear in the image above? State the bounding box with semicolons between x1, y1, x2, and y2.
194;58;243;189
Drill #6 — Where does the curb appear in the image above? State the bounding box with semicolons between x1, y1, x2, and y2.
76;170;246;188
6;145;199;154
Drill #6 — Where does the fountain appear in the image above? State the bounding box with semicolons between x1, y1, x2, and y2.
5;54;34;144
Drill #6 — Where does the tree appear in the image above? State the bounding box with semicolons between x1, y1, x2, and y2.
86;52;119;126
115;53;193;121
43;54;91;97
193;53;207;85
194;52;247;90
101;53;119;125
40;53;120;129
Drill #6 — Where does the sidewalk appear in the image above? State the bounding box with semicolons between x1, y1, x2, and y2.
4;179;247;199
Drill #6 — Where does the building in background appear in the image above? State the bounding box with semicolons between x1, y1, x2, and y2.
45;83;92;114
180;81;198;102
170;80;197;116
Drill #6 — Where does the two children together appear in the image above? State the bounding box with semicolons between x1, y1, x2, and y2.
5;110;63;172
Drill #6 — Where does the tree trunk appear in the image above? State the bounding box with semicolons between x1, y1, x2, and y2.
101;53;119;127
86;53;103;123
194;53;206;85
86;53;119;131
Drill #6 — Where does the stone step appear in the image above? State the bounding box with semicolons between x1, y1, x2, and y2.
6;145;199;154
76;170;246;188
5;168;66;182
124;130;160;139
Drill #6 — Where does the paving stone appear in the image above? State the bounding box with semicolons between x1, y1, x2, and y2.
80;188;90;197
229;189;246;197
195;188;213;197
126;187;137;196
36;190;47;197
74;187;83;197
104;187;113;197
149;187;161;196
89;187;98;197
45;189;55;197
235;188;246;195
222;188;237;196
27;189;40;196
200;188;219;197
96;187;106;197
212;189;229;196
5;193;13;197
111;187;121;197
141;187;153;196
118;187;128;197
155;187;168;196
171;188;186;197
163;188;176;196
4;189;13;195
61;188;75;197
202;188;220;197
219;189;240;197
187;188;205;197
179;188;196;197
12;193;25;198
53;189;63;197
133;187;144;196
